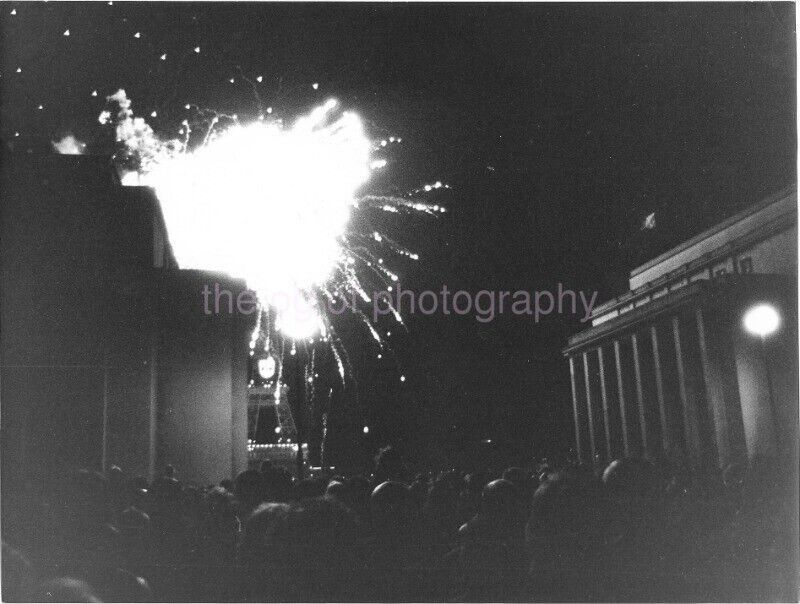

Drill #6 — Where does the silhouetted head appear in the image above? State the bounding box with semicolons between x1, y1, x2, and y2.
163;465;175;479
240;499;361;601
117;506;150;534
107;465;125;485
481;478;517;516
370;481;415;536
235;469;264;508
325;480;347;500
602;457;659;497
98;568;152;603
502;467;525;487
374;446;405;483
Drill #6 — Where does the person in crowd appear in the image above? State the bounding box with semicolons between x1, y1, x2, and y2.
452;478;526;601
373;445;406;485
239;498;364;602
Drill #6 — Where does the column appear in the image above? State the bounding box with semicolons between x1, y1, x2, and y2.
631;333;649;456
696;308;730;468
583;351;597;462
614;340;631;456
569;356;583;463
650;325;671;454
598;346;612;459
672;316;702;469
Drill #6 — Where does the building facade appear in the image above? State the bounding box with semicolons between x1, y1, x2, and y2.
1;154;252;498
564;186;798;471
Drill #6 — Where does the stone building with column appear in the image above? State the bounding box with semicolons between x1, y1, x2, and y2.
564;185;797;472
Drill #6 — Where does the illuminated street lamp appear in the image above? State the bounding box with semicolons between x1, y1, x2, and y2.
743;303;782;450
743;303;781;338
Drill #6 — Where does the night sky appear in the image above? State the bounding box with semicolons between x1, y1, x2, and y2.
2;2;795;465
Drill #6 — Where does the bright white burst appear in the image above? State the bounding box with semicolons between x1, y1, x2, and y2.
102;90;447;368
149;99;369;338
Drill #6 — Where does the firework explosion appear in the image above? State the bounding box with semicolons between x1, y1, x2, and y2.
101;89;447;391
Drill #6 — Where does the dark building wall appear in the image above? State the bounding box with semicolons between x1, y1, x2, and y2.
1;154;249;502
2;155;144;491
156;270;250;485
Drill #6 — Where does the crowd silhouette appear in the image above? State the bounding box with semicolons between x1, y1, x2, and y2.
2;446;797;602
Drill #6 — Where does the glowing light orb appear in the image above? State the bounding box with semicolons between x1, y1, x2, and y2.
150;99;371;339
743;303;781;338
258;355;276;380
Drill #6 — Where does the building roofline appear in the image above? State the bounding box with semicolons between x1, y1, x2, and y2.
629;183;797;280
564;274;797;355
590;205;796;319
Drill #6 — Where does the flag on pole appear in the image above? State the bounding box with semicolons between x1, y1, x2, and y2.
641;212;656;230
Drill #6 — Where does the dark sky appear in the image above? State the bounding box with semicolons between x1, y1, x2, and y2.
2;2;796;464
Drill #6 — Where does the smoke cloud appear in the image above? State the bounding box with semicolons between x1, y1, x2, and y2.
51;134;86;155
